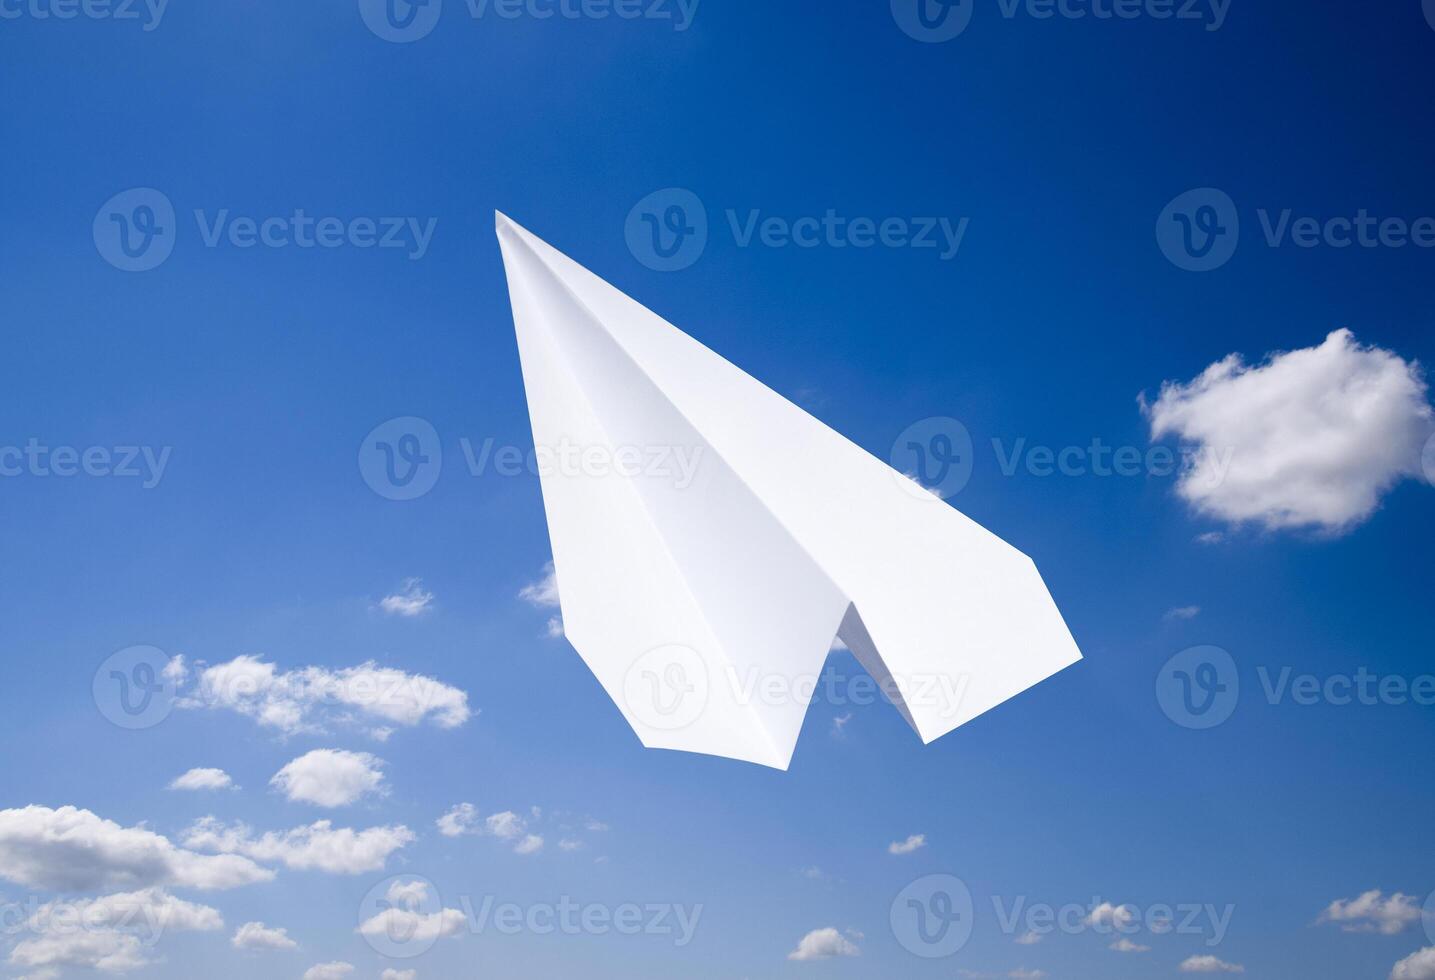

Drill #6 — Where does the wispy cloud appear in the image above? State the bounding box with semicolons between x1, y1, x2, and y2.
379;578;434;617
887;833;926;856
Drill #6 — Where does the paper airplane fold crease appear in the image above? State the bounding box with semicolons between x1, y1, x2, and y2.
496;211;1081;769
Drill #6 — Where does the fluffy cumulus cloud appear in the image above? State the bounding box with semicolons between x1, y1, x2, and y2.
356;879;465;947
168;767;234;792
436;803;479;838
381;971;417;980
787;927;861;960
1109;937;1150;952
180;655;471;737
887;833;926;856
182;817;414;875
0;805;272;892
271;749;386;808
1391;947;1435;980
379;578;434;617
231;920;298;950
1318;890;1422;934
1180;954;1245;973
302;962;354;980
1144;329;1434;533
1086;902;1138;929
7;888;222;975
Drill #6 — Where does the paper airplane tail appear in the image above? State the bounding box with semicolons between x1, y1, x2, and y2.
496;212;1081;769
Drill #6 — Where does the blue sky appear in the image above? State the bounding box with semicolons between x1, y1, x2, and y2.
3;2;1435;979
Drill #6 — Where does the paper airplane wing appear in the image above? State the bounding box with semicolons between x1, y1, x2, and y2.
496;212;1081;770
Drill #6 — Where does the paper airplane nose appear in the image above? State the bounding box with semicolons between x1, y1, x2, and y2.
496;214;1082;769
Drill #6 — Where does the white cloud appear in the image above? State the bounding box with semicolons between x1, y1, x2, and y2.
1180;955;1245;973
231;921;297;950
830;713;851;737
1319;890;1422;935
1392;947;1435;980
356;879;465;947
8;888;222;975
303;962;354;980
1008;971;1046;980
513;834;544;855
558;838;583;852
1086;902;1138;929
1015;930;1043;945
1110;937;1150;952
168;768;235;792
1164;605;1201;621
436;803;479;838
0;805;272;892
518;562;560;608
1144;329;1434;533
519;563;565;637
181;655;470;736
485;810;526;840
182;817;413;875
271;750;386;808
787;927;860;960
379;578;434;617
887;834;926;856
381;971;417;980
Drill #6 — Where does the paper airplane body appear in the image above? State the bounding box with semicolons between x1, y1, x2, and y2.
496;212;1081;769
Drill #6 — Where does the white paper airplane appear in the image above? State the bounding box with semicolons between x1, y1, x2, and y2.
496;212;1082;769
